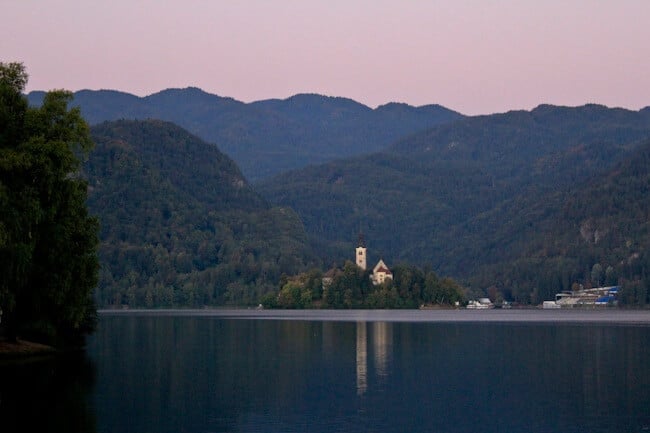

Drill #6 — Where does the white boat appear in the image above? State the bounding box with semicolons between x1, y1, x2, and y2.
542;300;561;309
466;299;494;309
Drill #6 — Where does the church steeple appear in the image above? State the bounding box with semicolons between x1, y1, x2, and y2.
356;233;367;271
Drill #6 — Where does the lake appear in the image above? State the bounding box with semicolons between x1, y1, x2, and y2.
2;309;650;432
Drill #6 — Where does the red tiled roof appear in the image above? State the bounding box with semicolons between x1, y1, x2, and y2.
375;266;391;274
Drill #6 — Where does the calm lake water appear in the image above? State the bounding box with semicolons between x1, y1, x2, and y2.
2;309;650;433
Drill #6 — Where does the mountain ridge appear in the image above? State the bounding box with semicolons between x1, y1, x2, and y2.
26;88;650;305
27;87;464;181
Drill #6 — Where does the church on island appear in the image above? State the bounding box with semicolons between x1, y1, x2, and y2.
356;234;393;285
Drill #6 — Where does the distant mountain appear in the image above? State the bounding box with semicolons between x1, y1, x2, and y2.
28;88;463;181
258;104;650;302
86;120;316;307
30;87;650;305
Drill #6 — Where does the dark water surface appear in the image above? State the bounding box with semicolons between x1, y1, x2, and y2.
2;310;650;432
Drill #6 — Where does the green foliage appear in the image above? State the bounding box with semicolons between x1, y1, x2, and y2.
278;282;310;309
84;120;318;308
24;85;650;307
617;250;650;306
259;105;650;303
0;62;99;346
270;262;464;309
468;138;650;303
271;268;324;309
322;262;372;308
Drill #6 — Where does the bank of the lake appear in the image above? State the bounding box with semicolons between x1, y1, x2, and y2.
0;338;56;360
98;307;650;324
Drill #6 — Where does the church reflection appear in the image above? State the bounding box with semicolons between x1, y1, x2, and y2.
355;321;393;396
356;322;368;395
372;321;392;378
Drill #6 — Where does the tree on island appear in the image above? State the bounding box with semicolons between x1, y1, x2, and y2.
264;261;465;309
0;62;99;347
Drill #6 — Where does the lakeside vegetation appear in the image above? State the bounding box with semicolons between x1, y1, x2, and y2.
57;102;650;309
263;262;465;309
4;63;649;320
0;63;98;347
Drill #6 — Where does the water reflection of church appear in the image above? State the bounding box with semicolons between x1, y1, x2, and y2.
356;321;392;396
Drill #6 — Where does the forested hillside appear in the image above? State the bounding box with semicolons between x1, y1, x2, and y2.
26;90;650;307
258;104;650;303
28;88;463;180
86;120;317;307
469;138;650;303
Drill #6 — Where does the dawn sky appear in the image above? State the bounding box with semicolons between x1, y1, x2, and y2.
3;1;650;115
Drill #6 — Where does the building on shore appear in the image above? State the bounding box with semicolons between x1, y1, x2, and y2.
356;234;393;286
371;259;393;285
544;286;619;308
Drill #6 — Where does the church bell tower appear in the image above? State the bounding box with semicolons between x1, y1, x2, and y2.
356;233;367;271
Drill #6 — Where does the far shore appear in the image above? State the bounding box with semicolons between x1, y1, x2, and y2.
97;308;650;324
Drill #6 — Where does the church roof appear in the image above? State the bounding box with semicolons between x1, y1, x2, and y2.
375;266;391;274
373;259;391;274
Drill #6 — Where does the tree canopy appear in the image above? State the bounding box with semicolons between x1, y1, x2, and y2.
84;119;317;308
265;262;465;309
0;62;99;346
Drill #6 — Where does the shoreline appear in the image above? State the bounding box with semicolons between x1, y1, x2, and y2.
97;308;650;324
0;337;56;361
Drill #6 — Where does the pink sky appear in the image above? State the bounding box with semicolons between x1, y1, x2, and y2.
3;1;650;115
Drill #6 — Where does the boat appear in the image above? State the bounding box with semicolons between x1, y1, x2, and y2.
466;298;494;309
542;300;561;309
